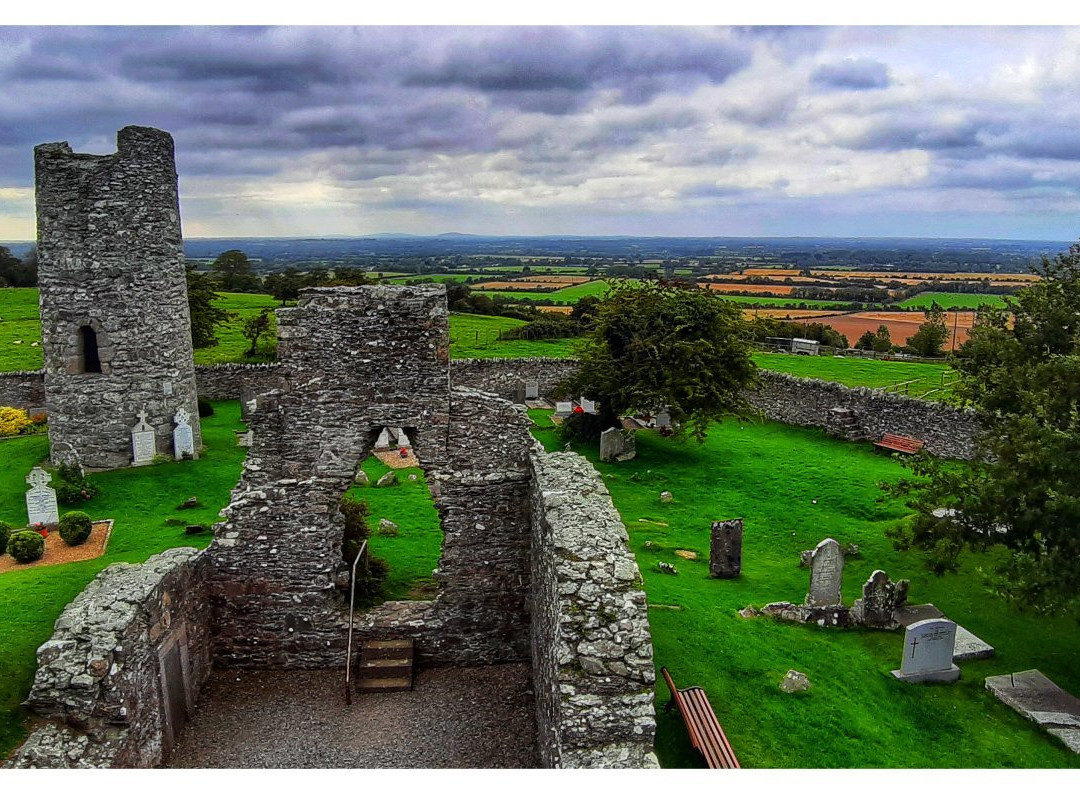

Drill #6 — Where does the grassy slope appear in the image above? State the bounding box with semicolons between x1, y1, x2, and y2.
472;280;615;303
448;312;579;359
897;292;1009;309
345;457;442;601
529;412;1080;769
0;401;248;758
753;353;954;400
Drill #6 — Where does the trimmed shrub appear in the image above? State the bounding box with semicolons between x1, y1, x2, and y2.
0;521;13;556
55;463;97;505
0;406;32;437
197;397;215;418
8;530;45;563
58;511;93;547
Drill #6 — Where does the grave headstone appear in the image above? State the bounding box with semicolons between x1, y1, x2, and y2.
851;570;909;627
599;427;637;462
655;409;672;429
554;401;573;417
805;538;844;606
395;428;412;449
172;407;196;460
234;429;253;447
25;467;59;527
891;618;961;683
375;427;392;449
131;409;157;466
579;397;597;415
524;380;540;400
709;518;744;579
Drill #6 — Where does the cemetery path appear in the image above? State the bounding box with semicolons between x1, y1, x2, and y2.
166;663;539;768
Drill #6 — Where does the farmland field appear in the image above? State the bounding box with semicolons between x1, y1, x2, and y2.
792;310;978;350
753;353;954;399
897;292;1009;309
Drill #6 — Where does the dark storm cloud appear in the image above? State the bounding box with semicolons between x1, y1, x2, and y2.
1002;130;1080;161
811;58;891;91
839;117;990;153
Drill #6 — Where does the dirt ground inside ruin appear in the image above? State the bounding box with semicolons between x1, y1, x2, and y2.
167;663;539;768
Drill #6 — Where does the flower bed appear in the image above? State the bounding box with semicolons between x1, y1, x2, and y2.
0;519;113;574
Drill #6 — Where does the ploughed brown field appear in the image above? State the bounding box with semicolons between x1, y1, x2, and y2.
741;309;845;320
704;283;799;295
792;310;978;349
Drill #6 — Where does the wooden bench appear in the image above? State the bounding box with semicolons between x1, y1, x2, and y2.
661;667;740;769
874;433;926;455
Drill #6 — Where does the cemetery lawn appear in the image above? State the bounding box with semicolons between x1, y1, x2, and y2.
530;411;1080;768
345;457;442;601
0;401;249;759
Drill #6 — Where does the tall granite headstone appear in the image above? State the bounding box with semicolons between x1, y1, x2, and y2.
892;618;961;683
25;467;60;527
805;538;844;606
131;409;157;466
709;518;743;579
173;407;196;460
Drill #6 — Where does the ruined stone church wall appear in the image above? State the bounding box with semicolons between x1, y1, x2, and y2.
0;369;46;413
6;548;213;768
35;126;201;468
450;357;581;401
529;451;659;769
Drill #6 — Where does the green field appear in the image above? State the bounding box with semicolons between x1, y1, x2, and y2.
754;353;955;400
448;313;579;359
528;413;1080;768
0;401;248;758
897;292;1009;310
472;279;615;303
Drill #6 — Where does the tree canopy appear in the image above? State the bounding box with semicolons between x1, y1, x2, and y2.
211;249;261;292
563;279;758;442
0;246;36;288
906;302;949;357
887;242;1080;617
186;266;231;349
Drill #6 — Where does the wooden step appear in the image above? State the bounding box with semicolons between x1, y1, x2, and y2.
360;639;413;660
356;676;413;692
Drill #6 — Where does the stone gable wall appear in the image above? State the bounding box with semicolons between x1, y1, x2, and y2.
193;363;285;402
6;548;212;768
529;451;658;769
35;126;201;468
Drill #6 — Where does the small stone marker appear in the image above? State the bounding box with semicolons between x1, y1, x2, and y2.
524;380;540;400
579;397;597;414
234;429;253;447
172;407;196;460
780;670;811;693
805;538;844;606
376;471;397;487
709;518;743;579
599;427;636;462
131;409;157;466
659;490;673;503
554;401;573;417
25;467;59;527
891;618;961;683
377;518;399;536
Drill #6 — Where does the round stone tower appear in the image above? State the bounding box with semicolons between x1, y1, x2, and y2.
35;125;202;468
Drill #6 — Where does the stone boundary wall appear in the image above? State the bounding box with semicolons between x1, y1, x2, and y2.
529;450;659;769
6;548;212;768
448;357;981;459
0;369;46;412
193;363;285;402
752;370;981;459
450;357;580;401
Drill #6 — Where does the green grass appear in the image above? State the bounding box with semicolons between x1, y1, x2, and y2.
193;292;280;365
528;414;1080;768
448;313;579;359
473;280;615;303
897;292;1009;310
754;353;955;399
0;401;249;758
345;457;442;601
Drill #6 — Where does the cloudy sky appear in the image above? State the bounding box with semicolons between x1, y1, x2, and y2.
2;24;1080;241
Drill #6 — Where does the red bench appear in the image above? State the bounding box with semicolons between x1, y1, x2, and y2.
661;667;740;769
874;433;926;455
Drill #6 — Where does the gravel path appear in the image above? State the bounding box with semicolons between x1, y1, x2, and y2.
167;664;539;768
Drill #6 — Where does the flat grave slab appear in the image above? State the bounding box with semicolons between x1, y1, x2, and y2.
524;399;553;410
953;625;995;662
985;669;1080;754
894;603;945;627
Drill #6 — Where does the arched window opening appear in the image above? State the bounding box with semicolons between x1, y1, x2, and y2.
78;326;102;374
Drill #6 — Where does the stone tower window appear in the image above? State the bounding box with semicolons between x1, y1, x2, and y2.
78;325;102;374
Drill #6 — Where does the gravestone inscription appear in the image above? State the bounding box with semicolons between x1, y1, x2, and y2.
173;407;196;460
805;538;844;606
892;618;961;683
554;401;573;416
524;380;540;400
25;467;59;526
131;409;157;466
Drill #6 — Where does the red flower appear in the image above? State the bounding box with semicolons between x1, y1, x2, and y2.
573;405;585;414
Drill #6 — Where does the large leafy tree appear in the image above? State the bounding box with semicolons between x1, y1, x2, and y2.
0;246;36;287
564;279;758;442
906;302;949;356
887;243;1080;616
211;249;261;292
186;265;231;349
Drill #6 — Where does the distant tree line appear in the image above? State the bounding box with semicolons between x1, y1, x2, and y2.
0;246;37;287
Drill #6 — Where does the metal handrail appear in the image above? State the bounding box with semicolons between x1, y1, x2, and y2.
344;539;368;706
